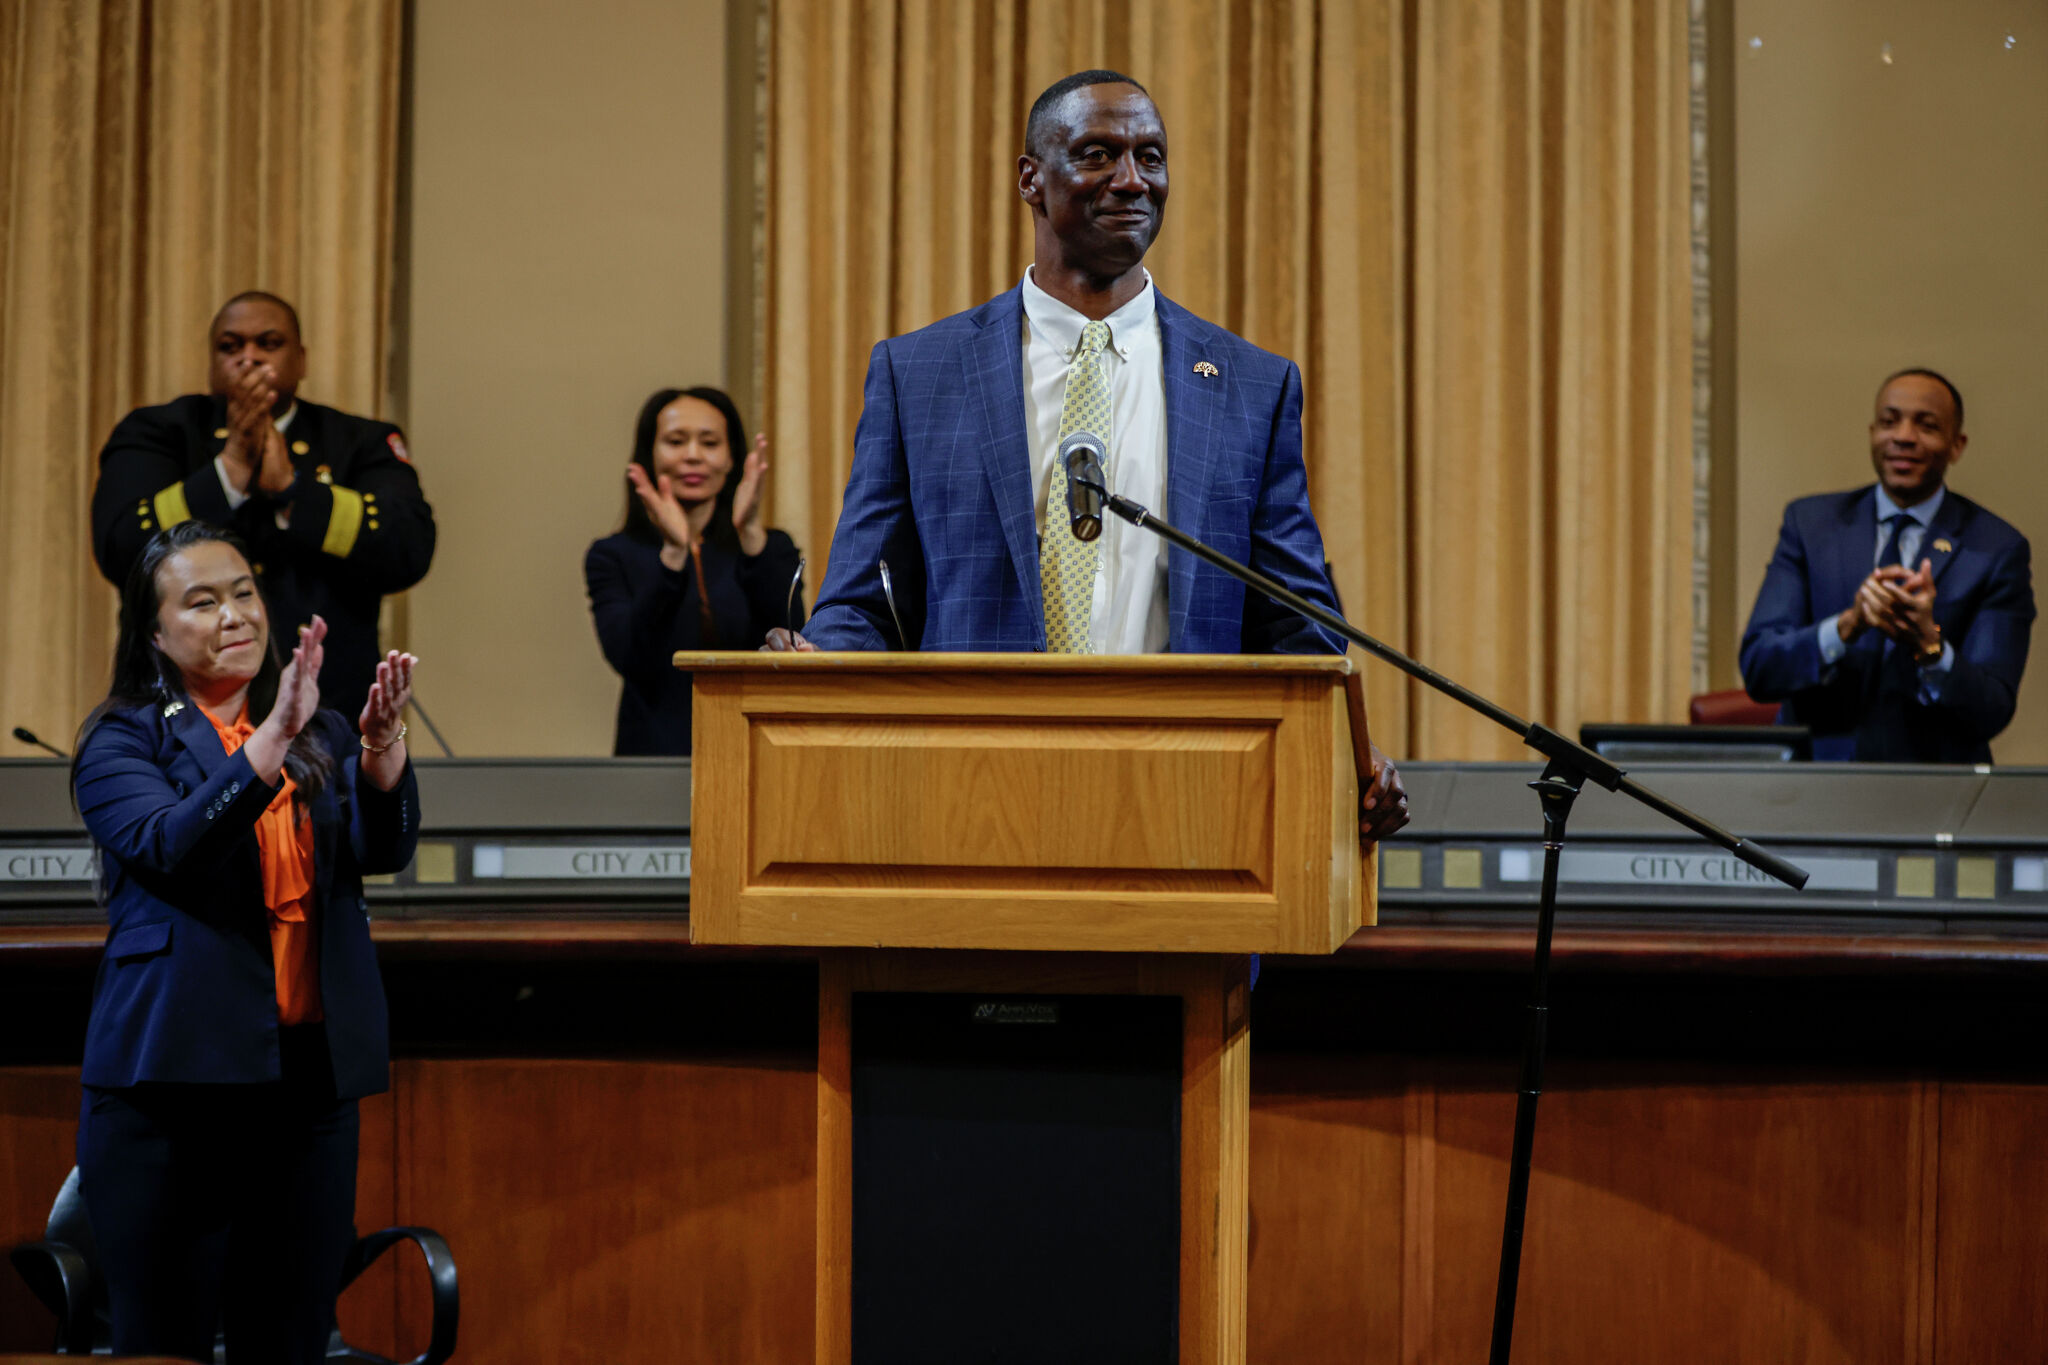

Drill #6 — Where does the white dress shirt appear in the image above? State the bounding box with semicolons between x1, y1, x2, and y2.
1020;267;1169;654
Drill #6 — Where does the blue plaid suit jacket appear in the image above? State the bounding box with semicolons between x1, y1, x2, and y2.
805;286;1345;654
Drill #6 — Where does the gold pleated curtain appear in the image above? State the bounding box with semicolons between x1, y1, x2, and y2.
0;0;401;754
760;0;1693;759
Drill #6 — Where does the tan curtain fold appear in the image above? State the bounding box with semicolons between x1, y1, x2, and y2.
0;0;401;755
761;0;1693;759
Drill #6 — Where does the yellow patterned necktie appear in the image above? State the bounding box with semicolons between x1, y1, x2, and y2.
1042;319;1111;652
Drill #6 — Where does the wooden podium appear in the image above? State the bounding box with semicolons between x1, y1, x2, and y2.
682;653;1375;1365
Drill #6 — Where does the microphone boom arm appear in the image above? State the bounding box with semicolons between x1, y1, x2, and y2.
1077;479;1807;888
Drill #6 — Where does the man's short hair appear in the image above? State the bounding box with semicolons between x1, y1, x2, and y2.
1025;70;1151;158
1880;367;1965;432
211;290;302;342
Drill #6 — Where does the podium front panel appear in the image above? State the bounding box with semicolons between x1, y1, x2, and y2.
685;655;1368;955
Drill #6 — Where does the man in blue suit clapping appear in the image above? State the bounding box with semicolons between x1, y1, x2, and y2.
1740;369;2035;762
771;68;1405;832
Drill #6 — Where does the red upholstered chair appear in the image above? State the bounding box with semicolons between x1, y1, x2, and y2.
1688;689;1780;726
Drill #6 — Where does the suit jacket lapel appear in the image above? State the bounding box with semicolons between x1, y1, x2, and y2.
965;289;1044;627
1158;295;1224;648
1924;490;1966;588
166;701;226;778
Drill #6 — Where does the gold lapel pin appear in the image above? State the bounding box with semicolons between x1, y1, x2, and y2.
1193;361;1219;378
1934;537;1953;553
316;464;334;485
291;440;310;455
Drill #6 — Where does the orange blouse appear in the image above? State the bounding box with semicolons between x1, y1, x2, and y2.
203;706;322;1025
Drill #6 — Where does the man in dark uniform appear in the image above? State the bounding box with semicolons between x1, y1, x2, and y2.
91;291;435;723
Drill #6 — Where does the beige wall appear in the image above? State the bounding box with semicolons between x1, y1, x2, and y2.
405;0;728;755
1732;0;2048;763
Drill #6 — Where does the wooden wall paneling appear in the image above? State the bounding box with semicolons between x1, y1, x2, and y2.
1426;1065;1930;1365
0;1069;79;1352
1933;1082;2048;1362
390;1056;816;1365
1401;1076;1439;1365
1245;1053;1409;1365
1904;1079;1939;1365
815;961;853;1365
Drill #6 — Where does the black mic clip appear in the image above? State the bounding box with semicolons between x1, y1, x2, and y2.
1059;431;1107;543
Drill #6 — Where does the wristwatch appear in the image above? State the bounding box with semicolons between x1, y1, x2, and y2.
1915;627;1944;667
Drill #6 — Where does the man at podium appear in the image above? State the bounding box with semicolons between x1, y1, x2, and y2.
772;69;1405;834
773;69;1339;657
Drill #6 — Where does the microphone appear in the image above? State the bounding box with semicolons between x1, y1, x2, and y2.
12;726;68;758
1060;431;1107;543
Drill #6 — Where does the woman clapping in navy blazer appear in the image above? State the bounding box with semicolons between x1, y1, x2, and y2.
71;519;420;1364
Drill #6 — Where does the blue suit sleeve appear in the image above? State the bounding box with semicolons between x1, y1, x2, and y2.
806;341;926;650
347;747;420;876
1740;504;1837;700
1925;535;2034;742
74;711;279;879
1241;361;1345;655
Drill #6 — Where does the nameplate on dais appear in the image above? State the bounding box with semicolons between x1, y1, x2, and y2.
0;847;95;882
1498;848;1878;892
471;844;691;881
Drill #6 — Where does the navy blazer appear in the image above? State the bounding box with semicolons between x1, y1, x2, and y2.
804;287;1345;654
1739;485;2035;762
73;704;419;1098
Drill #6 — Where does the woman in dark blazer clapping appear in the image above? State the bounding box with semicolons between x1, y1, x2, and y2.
71;520;420;1363
584;386;805;755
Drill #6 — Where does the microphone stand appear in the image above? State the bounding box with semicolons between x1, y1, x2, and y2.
1075;477;1808;1365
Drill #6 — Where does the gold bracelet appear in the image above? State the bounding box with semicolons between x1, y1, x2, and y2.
360;722;407;754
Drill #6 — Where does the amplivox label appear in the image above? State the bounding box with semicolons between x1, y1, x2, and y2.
1;847;95;882
1497;848;1877;892
471;844;690;880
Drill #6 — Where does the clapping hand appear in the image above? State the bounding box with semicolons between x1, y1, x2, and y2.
625;463;697;570
358;651;415;747
222;360;295;496
731;433;771;556
240;616;324;785
1876;560;1939;650
1845;560;1939;650
357;650;416;791
273;617;326;739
